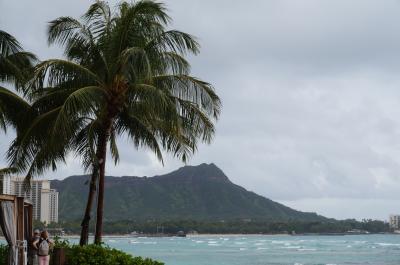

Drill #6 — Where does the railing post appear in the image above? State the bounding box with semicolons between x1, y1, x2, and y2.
16;197;24;265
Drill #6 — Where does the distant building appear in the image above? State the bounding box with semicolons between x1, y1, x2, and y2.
41;188;59;223
0;175;12;195
1;177;59;224
389;215;400;229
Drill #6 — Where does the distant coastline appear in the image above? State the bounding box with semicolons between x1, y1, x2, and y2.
57;232;397;239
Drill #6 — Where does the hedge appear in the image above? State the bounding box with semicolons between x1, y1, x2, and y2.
0;242;163;265
65;244;164;265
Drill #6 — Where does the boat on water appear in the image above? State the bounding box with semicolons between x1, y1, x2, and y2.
177;231;186;237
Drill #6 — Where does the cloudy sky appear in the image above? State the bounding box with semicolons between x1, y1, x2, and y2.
2;0;400;220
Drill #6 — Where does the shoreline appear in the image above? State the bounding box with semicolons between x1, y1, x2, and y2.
58;232;396;239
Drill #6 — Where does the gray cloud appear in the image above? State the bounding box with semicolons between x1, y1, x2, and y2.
2;0;400;220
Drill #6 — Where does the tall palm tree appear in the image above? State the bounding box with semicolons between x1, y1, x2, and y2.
0;30;37;264
11;0;221;244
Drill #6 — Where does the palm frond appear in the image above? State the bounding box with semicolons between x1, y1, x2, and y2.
0;85;33;133
48;16;89;46
145;30;200;55
29;59;100;91
0;30;22;56
84;1;113;39
7;107;62;173
52;85;105;139
0;167;18;177
109;129;120;165
116;109;164;163
154;74;221;119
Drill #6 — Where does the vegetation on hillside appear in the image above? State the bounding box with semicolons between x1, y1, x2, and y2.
51;164;326;222
38;219;390;235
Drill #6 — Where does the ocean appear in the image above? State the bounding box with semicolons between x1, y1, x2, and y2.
89;234;400;265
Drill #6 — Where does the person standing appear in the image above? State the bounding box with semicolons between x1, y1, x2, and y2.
28;229;41;265
33;231;54;265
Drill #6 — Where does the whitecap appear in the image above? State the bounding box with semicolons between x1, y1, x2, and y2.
143;242;157;245
326;240;345;243
353;241;366;244
377;243;400;246
282;246;301;249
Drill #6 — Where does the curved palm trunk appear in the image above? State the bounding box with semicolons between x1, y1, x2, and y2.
79;167;98;245
80;128;108;245
94;118;113;245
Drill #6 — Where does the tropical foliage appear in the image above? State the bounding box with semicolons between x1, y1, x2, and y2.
7;0;221;245
51;219;390;235
0;30;37;185
65;244;163;265
0;30;36;135
51;166;325;222
0;244;7;265
0;167;17;177
0;242;162;265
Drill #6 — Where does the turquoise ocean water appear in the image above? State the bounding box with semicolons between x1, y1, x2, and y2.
82;234;400;265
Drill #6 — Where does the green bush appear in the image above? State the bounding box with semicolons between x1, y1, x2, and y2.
0;244;8;265
65;244;163;265
53;236;70;248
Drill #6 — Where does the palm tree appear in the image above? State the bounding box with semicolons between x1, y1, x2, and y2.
11;0;221;244
0;30;37;135
0;30;37;178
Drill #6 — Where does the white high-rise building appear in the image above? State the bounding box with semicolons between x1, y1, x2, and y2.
41;188;59;223
6;177;59;224
0;175;12;195
389;215;400;230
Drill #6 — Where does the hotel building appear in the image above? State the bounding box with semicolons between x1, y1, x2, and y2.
389;215;400;230
0;176;59;224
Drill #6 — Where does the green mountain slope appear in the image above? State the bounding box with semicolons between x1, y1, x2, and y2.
51;163;326;222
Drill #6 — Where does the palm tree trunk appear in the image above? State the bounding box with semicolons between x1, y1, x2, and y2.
94;118;113;245
79;167;98;245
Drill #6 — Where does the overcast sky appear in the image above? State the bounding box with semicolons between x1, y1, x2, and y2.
2;0;400;220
